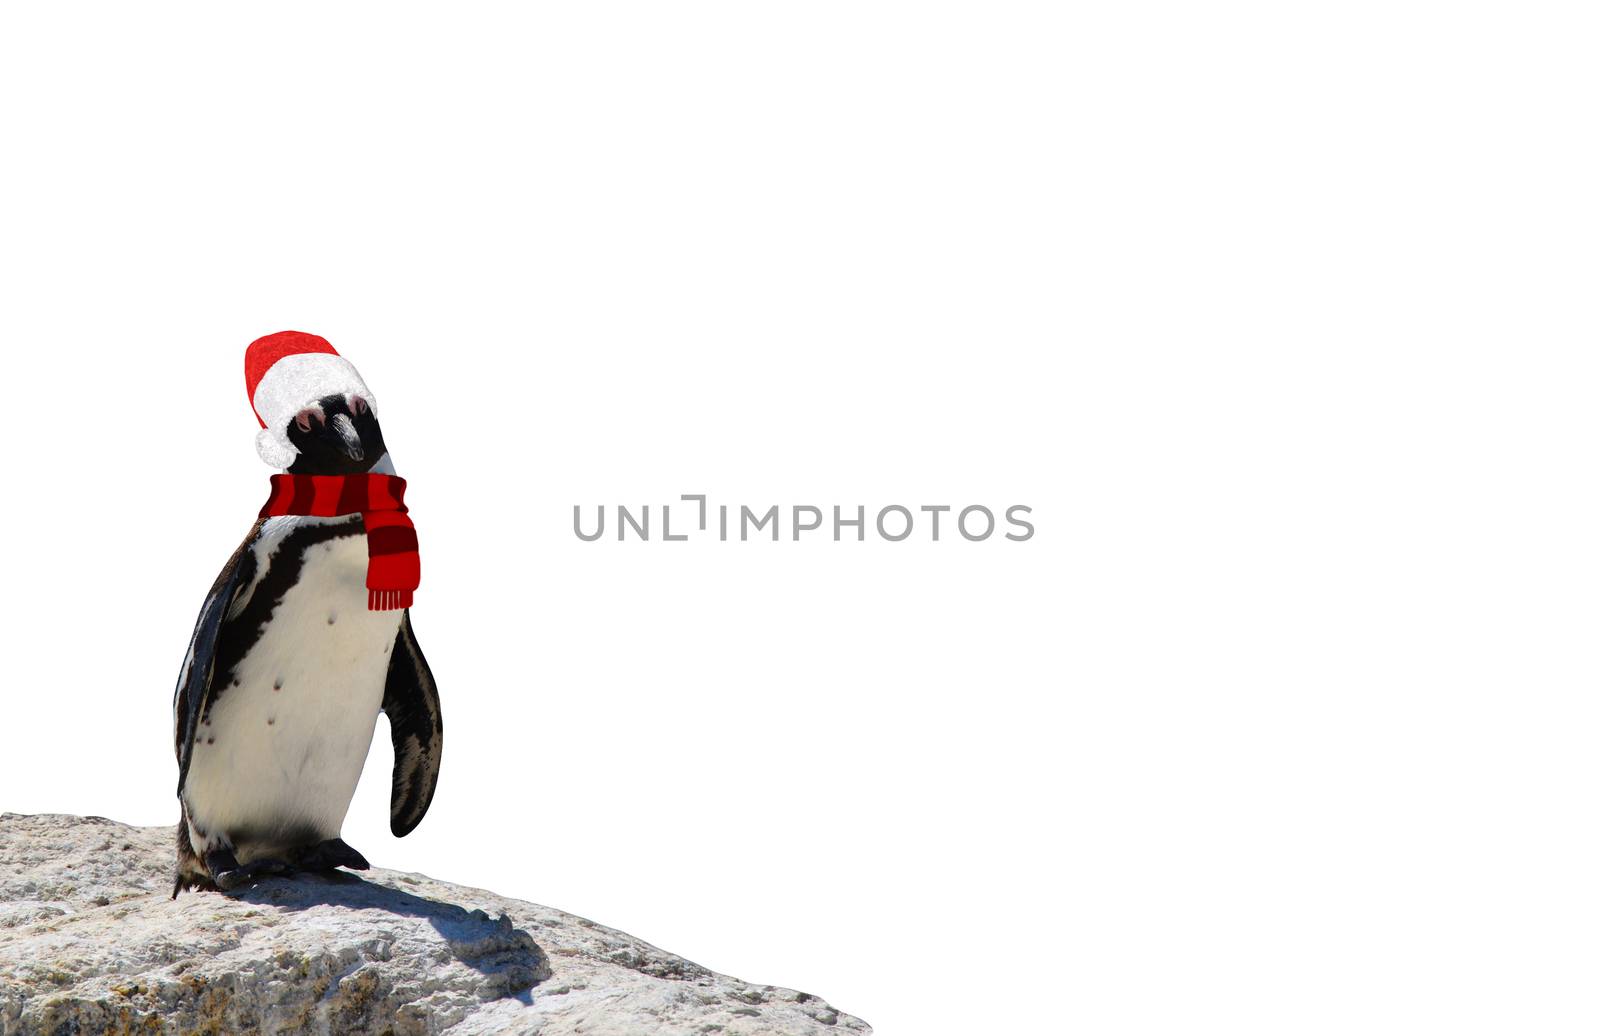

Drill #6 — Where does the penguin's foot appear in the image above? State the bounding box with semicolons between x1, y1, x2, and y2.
206;848;294;891
293;837;371;874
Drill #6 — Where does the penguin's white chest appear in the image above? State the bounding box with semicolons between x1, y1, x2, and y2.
183;520;402;859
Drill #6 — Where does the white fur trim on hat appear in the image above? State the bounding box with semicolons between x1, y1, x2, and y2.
251;352;376;468
255;428;301;468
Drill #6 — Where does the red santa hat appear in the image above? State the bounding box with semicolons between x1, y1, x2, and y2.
244;331;376;468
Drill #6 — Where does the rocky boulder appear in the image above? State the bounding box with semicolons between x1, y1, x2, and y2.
0;814;868;1035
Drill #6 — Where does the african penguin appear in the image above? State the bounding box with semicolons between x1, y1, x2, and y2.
172;340;442;895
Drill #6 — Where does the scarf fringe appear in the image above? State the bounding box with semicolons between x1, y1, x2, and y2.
369;588;413;611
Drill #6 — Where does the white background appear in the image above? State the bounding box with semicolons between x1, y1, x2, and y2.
0;3;1594;1034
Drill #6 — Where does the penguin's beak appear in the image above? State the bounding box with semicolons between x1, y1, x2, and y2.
331;413;365;462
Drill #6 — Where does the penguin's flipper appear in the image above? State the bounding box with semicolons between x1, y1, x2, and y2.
383;610;443;837
174;524;261;795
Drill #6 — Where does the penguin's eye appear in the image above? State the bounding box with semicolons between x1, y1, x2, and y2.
295;407;326;432
349;395;370;417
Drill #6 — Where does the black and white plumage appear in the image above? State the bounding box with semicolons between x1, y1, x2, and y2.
172;393;442;894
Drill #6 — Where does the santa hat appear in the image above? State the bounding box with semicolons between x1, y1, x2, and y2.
244;331;376;468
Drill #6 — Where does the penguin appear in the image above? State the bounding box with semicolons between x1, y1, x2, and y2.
172;334;442;894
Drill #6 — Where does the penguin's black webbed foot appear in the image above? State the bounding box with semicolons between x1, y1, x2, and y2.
204;846;240;888
207;848;294;891
294;837;370;874
215;859;294;891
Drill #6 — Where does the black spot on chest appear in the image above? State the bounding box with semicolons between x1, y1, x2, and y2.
205;517;365;717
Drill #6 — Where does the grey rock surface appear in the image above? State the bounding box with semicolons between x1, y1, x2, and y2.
0;814;868;1035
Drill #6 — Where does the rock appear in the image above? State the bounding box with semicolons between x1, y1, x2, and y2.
0;814;869;1035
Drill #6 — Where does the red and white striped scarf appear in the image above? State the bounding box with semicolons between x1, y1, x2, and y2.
259;473;420;611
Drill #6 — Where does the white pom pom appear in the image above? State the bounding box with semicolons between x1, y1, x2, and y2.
255;427;300;469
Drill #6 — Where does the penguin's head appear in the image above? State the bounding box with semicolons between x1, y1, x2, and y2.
283;393;389;475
